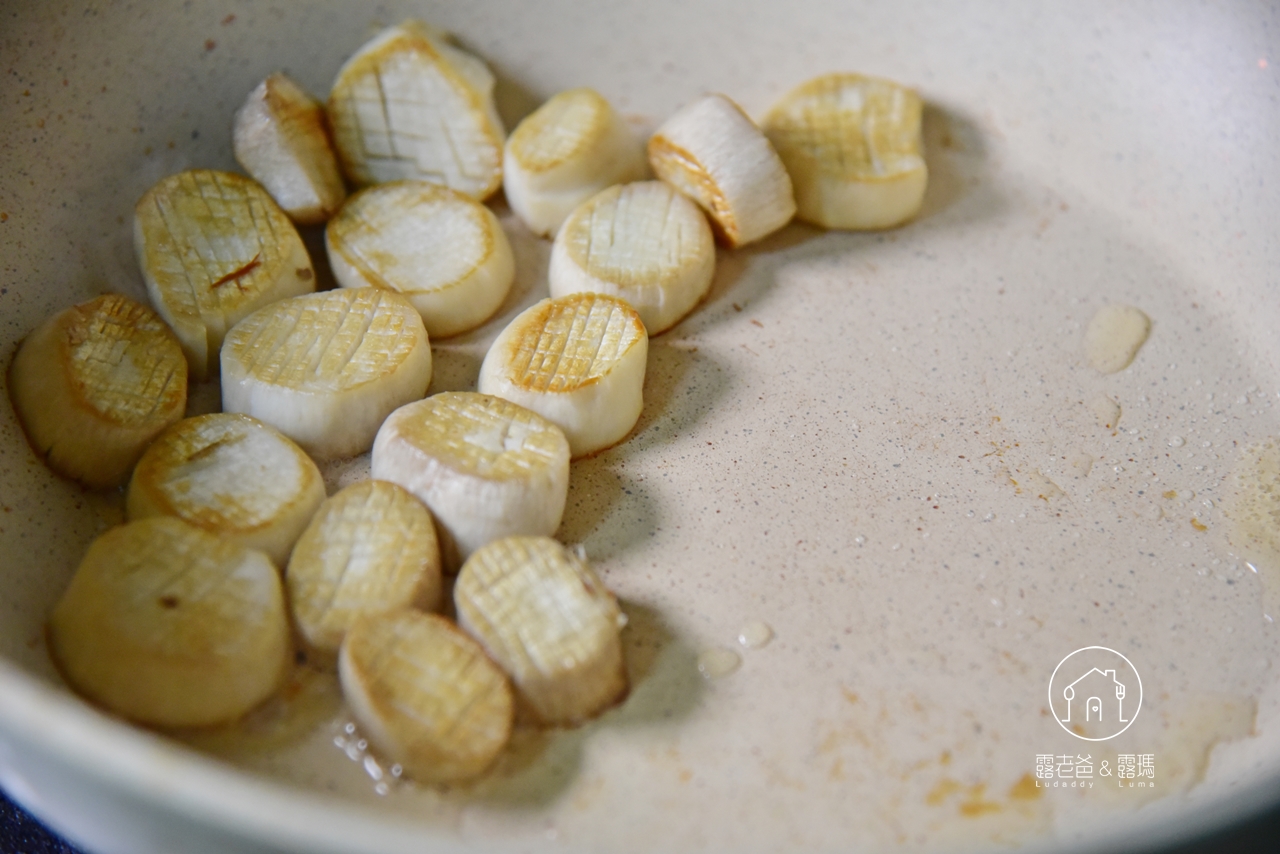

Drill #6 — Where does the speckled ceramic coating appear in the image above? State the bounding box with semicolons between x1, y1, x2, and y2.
1;2;1279;854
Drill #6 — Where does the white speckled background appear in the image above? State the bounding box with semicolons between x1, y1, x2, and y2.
2;1;1279;853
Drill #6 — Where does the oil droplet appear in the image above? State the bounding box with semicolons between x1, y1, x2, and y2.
1084;303;1151;373
738;620;774;649
1225;439;1280;616
698;647;742;679
1088;394;1121;430
1169;436;1186;448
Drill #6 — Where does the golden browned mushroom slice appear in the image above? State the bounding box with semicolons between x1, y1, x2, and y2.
126;413;325;568
371;391;570;571
478;293;647;457
503;87;648;237
287;479;443;660
49;517;291;728
220;288;432;458
326;181;513;338
233;72;348;225
455;536;628;725
133;169;315;379
648;93;795;247
327;20;504;200
762;73;927;230
8;294;187;488
549;181;715;335
339;610;513;785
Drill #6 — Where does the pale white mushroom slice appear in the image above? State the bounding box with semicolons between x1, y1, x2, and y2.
233;72;348;225
549;181;715;335
370;391;570;570
455;536;628;725
220;288;432;458
8;294;187;489
647;93;795;247
287;479;443;659
339;609;513;785
503;87;648;237
327;20;504;200
761;73;927;230
134;169;316;379
326;181;513;338
478;293;647;458
48;517;290;728
126;413;326;568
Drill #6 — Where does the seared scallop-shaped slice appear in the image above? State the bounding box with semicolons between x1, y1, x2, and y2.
455;537;628;725
8;294;187;489
648;93;795;247
233;72;348;225
326;182;513;338
327;20;504;199
503;87;648;237
134;169;316;379
762;73;927;230
371;392;570;570
478;293;647;457
549;181;715;335
339;610;513;785
220;288;432;458
127;413;325;568
49;517;290;728
287;479;442;659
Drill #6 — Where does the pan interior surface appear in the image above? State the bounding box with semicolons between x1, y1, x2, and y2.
1;1;1278;852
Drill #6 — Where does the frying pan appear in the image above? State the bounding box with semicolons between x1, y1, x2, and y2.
2;1;1279;852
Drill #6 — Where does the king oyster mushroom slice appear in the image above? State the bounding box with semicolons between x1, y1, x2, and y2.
549;181;715;335
133;168;316;379
49;516;291;728
478;293;648;458
339;610;514;784
648;93;795;247
325;181;513;338
371;391;570;571
503;87;648;238
455;536;629;725
220;288;432;459
127;412;326;568
233;72;348;225
761;73;927;230
8;294;187;489
327;20;505;200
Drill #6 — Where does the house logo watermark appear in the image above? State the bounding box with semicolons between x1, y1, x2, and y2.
1047;646;1142;741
